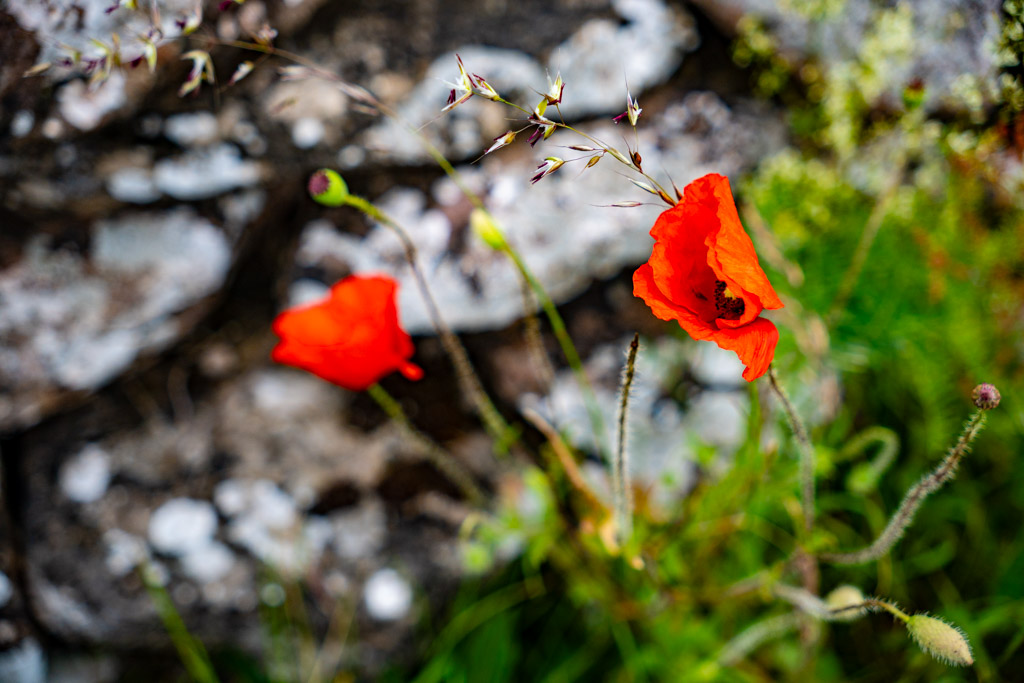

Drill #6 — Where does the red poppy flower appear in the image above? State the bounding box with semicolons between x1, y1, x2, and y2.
633;173;784;381
271;275;424;391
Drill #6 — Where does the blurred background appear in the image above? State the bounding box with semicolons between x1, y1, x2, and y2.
1;0;1023;681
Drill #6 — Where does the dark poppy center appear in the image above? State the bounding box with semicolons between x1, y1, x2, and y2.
714;280;745;320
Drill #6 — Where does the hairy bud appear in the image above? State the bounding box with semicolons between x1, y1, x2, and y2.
972;383;1000;411
906;615;973;667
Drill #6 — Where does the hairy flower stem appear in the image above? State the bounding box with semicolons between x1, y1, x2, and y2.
343;195;515;453
830;599;910;623
820;410;987;565
718;612;801;666
767;365;816;534
774;585;908;624
612;334;639;544
367;383;487;506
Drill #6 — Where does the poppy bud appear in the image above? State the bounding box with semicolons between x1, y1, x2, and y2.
308;169;348;206
824;585;866;622
971;383;1000;411
906;614;973;666
470;208;507;250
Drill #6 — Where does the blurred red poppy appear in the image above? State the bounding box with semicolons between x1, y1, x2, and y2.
271;275;423;390
633;173;784;381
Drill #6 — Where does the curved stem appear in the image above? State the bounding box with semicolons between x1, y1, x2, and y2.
718;612;801;666
820;411;986;565
367;383;487;506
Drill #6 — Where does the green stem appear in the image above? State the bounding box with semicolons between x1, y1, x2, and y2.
141;564;220;683
367;383;487;506
501;244;610;459
830;599;910;623
767;365;816;534
344;195;516;453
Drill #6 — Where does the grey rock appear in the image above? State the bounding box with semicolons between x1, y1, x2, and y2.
0;638;46;683
19;364;487;656
151;144;264;201
0;210;234;430
362;0;699;163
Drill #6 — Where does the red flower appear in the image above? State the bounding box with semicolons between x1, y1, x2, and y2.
633;173;784;381
271;275;424;391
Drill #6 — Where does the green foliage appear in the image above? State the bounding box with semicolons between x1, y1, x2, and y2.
395;8;1024;683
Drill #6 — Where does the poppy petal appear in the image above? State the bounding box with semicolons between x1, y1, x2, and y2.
694;174;783;312
708;317;779;381
633;264;718;341
399;361;424;381
647;195;720;321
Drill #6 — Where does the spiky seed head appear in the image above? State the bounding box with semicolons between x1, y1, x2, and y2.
972;383;1000;410
307;169;348;206
906;615;973;667
824;585;867;622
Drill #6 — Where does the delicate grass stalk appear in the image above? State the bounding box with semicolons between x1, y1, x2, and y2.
343;194;515;453
740;201;805;288
367;383;487;506
767;365;816;533
305;594;353;683
612;334;640;544
140;564;220;683
820;410;987;565
519;274;556;390
718;612;802;666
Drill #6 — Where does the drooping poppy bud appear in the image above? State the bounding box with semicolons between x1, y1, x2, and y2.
906;614;973;667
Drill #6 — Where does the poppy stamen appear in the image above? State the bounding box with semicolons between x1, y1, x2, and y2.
714;280;745;320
